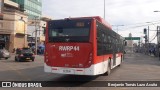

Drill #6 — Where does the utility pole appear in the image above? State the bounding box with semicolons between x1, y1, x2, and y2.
148;26;149;43
104;0;105;20
157;26;160;59
35;16;38;55
148;26;150;55
157;26;159;44
144;28;147;54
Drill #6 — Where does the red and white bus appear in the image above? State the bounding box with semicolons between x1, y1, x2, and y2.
44;16;124;76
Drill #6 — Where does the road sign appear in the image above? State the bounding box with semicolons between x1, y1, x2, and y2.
125;37;140;40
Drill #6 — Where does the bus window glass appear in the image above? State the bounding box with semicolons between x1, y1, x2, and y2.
51;28;89;37
48;19;91;42
51;30;57;36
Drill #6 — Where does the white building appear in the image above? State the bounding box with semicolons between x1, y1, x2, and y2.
27;17;52;46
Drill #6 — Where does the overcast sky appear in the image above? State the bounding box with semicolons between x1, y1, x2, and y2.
42;0;160;43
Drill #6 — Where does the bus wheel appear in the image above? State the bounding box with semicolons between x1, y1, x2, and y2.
106;60;111;75
118;56;123;67
32;59;34;62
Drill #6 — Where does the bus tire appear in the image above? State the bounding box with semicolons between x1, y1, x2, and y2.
106;60;111;75
32;59;34;62
15;57;17;62
118;56;123;67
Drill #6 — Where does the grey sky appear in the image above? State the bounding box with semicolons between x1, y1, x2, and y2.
42;0;160;43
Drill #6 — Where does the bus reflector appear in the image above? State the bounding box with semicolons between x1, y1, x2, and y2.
76;70;83;72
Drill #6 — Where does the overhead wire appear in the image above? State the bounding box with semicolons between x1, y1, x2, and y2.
112;20;160;43
115;21;160;33
149;33;157;42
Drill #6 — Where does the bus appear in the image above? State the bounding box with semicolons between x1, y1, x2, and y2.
44;16;125;76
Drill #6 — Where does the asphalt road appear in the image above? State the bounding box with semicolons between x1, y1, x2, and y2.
0;53;160;90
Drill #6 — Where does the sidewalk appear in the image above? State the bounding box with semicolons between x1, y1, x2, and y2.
124;52;160;66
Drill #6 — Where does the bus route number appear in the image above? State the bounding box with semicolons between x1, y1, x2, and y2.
59;46;80;51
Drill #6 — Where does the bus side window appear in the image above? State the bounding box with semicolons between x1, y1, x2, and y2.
97;29;101;43
97;26;104;43
97;23;104;56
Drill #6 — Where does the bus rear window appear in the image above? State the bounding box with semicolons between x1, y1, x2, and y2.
48;19;91;42
51;28;89;37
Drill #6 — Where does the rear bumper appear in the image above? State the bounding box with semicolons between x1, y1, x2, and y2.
0;54;10;58
44;60;109;76
19;56;35;61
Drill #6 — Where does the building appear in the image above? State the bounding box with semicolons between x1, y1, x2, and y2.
11;0;47;46
11;0;42;19
0;0;28;52
27;16;52;47
0;0;4;20
127;33;133;47
27;19;46;47
125;33;134;52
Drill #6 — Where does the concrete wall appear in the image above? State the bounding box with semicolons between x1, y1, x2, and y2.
0;20;14;34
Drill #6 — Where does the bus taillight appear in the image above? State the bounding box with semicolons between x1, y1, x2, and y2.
45;59;48;62
88;53;93;64
45;52;49;63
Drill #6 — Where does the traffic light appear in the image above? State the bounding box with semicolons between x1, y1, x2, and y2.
144;35;148;43
144;28;147;34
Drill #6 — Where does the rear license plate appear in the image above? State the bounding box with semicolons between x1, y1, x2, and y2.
26;58;30;60
61;69;74;74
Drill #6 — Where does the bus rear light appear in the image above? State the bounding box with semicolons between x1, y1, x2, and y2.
89;52;93;56
52;68;58;70
20;54;23;57
79;64;83;67
89;57;92;60
89;53;93;60
32;54;35;57
88;53;93;64
88;61;92;64
45;59;48;62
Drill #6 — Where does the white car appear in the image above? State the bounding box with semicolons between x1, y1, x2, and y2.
0;49;10;60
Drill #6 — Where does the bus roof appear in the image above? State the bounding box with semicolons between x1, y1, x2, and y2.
64;16;112;30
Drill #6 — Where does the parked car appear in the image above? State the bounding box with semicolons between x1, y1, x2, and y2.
0;49;10;60
15;48;35;62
